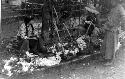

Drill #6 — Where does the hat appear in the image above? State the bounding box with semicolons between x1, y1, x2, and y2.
85;4;99;14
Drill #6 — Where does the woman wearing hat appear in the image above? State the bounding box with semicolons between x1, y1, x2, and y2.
17;16;39;55
17;16;34;39
85;0;121;65
101;0;125;65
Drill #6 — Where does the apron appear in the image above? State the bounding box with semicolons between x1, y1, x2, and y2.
101;23;119;59
102;4;124;60
103;30;118;59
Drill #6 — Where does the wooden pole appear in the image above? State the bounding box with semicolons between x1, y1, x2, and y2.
0;0;2;39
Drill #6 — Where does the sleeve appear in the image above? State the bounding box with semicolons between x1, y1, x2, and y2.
38;23;42;33
39;23;42;28
32;23;38;37
20;23;27;39
34;23;42;37
17;28;21;36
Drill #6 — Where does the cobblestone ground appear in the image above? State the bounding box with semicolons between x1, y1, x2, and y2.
0;45;125;79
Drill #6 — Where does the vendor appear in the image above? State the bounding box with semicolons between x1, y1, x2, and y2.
84;2;100;36
17;16;35;39
101;1;125;65
17;16;39;54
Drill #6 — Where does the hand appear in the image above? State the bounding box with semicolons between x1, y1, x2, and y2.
24;36;28;39
85;21;92;24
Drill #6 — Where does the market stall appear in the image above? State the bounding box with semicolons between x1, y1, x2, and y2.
1;0;116;77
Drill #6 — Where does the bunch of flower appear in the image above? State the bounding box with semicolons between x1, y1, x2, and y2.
76;36;87;50
2;51;62;77
2;57;19;76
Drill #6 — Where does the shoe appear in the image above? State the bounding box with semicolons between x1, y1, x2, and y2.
104;59;113;66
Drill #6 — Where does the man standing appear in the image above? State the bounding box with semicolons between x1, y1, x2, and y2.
17;16;38;54
102;1;125;65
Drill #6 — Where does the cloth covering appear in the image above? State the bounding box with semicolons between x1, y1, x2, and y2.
102;4;125;60
103;30;118;59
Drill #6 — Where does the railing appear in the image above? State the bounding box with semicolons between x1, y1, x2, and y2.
2;1;86;25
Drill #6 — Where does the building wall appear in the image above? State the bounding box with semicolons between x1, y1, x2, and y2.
9;0;26;6
2;0;27;6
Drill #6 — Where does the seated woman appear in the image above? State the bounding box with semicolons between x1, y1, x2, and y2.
17;16;42;55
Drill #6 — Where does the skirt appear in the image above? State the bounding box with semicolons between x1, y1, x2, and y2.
102;30;118;59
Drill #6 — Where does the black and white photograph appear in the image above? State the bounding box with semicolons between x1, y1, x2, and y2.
1;0;125;79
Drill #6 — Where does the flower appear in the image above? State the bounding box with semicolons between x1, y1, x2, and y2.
76;36;87;50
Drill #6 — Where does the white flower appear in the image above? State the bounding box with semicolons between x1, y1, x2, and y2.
52;48;57;53
17;58;33;72
58;43;62;47
35;58;45;66
3;57;18;76
64;50;69;55
63;43;68;46
25;51;36;58
76;37;86;50
70;50;75;55
48;56;57;61
74;48;79;54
